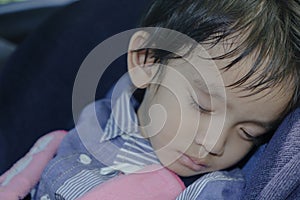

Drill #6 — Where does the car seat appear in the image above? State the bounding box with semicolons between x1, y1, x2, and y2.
0;0;150;173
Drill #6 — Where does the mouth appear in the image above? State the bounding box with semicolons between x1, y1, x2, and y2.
178;153;208;172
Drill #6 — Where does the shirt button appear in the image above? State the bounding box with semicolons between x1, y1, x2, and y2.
79;154;92;165
40;194;50;200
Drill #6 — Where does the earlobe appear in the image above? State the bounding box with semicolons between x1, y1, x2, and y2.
127;31;158;88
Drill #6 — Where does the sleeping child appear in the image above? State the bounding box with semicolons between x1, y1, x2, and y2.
1;0;299;199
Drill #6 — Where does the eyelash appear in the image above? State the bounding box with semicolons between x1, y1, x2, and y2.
190;96;260;142
240;128;256;141
190;96;212;113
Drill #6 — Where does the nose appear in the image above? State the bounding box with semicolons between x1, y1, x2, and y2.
195;135;225;156
194;120;227;156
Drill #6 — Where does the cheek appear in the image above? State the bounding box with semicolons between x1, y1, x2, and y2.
149;114;181;150
147;90;182;149
144;82;200;152
216;140;253;169
150;102;200;151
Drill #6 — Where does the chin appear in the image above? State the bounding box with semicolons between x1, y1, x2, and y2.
165;162;203;177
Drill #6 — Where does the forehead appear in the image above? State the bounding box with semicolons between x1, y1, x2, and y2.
179;39;289;95
165;42;292;116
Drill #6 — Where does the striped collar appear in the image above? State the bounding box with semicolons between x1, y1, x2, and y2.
101;90;140;142
99;76;160;174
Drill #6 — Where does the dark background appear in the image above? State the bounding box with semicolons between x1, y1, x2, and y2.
0;0;150;173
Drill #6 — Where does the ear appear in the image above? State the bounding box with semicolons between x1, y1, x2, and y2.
127;31;159;88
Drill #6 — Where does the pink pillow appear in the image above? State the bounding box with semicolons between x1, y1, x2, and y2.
0;130;67;200
78;165;185;200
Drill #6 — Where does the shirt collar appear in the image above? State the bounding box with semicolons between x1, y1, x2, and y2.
101;76;141;142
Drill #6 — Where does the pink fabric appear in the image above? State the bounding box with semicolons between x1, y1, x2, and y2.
0;130;67;200
78;165;186;200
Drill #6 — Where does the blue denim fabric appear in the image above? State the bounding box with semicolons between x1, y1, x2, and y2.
33;76;159;199
34;101;118;199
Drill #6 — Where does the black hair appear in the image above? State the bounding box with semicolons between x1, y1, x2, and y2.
135;0;300;117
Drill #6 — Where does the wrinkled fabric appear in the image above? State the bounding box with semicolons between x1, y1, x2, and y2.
34;77;160;199
242;108;300;200
177;169;244;200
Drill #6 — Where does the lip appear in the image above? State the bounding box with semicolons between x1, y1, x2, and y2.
178;153;208;171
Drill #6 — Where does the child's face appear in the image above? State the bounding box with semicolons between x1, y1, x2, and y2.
128;32;292;177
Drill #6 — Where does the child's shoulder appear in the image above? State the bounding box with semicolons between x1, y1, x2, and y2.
77;98;112;127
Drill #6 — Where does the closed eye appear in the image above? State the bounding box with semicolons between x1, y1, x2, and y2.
240;128;256;141
190;95;212;113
